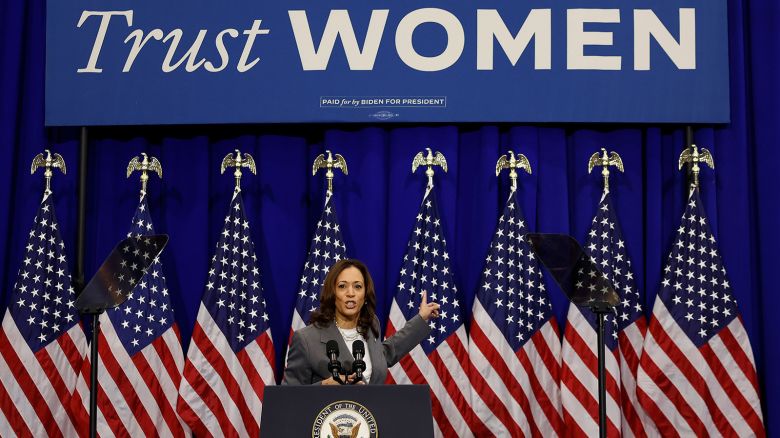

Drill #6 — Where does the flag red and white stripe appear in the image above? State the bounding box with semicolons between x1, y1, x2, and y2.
386;303;477;437
469;301;563;437
560;306;623;436
0;316;86;436
71;321;188;437
638;302;763;436
177;305;275;437
561;321;650;438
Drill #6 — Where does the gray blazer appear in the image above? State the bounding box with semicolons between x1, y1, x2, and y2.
283;314;431;385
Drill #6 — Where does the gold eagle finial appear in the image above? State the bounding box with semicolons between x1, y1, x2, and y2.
127;152;162;200
312;150;348;196
412;147;447;190
30;149;66;197
587;148;624;194
221;149;256;194
678;144;714;194
496;150;531;191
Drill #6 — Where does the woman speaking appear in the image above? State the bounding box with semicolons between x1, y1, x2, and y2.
283;259;440;385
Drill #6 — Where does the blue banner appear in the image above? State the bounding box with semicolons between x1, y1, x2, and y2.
45;0;729;125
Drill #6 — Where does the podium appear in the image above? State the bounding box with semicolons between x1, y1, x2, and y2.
261;385;434;437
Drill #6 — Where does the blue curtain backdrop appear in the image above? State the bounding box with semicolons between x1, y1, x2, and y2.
2;0;778;432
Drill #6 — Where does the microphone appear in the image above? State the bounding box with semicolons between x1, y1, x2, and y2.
325;340;344;384
351;340;366;384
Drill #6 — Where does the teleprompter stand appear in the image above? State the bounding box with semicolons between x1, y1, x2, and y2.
526;233;619;438
74;235;168;438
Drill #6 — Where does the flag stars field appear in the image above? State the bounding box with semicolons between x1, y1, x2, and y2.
655;196;739;343
204;201;268;346
11;197;80;349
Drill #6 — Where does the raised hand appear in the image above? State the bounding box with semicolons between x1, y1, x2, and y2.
418;290;441;321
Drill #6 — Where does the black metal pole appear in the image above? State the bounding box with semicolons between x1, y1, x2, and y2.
685;125;694;148
89;313;99;438
76;127;97;437
74;127;88;293
685;125;694;196
597;311;607;438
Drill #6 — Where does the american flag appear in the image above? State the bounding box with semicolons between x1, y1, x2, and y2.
637;189;765;436
288;196;347;335
71;196;189;436
385;190;480;437
560;193;649;437
468;190;564;437
0;194;87;435
176;191;276;437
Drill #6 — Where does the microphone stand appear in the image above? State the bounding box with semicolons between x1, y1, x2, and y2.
350;340;366;385
328;362;345;385
326;341;345;385
351;360;365;384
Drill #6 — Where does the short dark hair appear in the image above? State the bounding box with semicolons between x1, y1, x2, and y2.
309;259;378;338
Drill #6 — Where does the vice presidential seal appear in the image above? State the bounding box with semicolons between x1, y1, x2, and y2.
312;400;378;438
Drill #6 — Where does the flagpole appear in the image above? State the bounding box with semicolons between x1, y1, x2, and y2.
685;125;693;147
75;127;88;293
679;126;714;198
685;126;694;197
